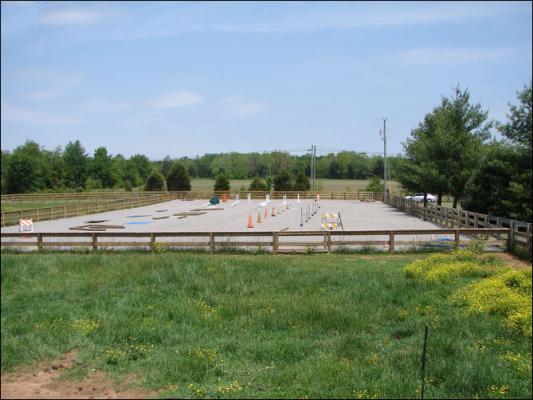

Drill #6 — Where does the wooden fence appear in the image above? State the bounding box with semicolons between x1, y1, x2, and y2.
387;195;532;255
2;190;383;202
1;194;175;227
1;191;383;227
0;228;510;254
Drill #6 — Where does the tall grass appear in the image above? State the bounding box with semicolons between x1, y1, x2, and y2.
1;253;531;399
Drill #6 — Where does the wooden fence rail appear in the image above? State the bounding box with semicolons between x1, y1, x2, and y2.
387;195;532;256
1;194;175;227
2;191;385;203
1;191;383;227
0;228;510;254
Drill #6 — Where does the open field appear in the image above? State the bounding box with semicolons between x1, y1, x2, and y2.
189;179;403;193
1;252;531;399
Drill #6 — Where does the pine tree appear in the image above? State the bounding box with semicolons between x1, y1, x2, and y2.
166;162;191;191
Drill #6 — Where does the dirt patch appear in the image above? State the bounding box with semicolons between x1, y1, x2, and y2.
492;252;532;269
1;351;155;399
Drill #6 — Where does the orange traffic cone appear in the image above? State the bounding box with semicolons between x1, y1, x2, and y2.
257;212;262;224
264;208;268;219
222;193;228;202
247;214;254;228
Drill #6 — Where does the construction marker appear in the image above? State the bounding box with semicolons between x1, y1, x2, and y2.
247;214;254;229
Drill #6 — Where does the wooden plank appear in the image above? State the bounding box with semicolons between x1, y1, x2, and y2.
217;241;272;247
152;242;209;247
41;242;94;247
327;240;390;246
1;242;38;247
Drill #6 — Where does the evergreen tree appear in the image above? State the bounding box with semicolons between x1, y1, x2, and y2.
145;171;166;191
273;170;293;191
293;171;311;191
214;174;230;191
166;162;191;191
249;177;268;191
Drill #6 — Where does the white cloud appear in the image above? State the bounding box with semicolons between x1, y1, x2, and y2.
220;96;266;116
23;74;83;99
80;98;130;113
40;9;103;25
108;2;521;40
400;47;514;65
149;91;204;109
2;104;82;125
5;1;37;6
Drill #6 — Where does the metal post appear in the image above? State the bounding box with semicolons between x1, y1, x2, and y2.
380;118;388;203
420;325;429;400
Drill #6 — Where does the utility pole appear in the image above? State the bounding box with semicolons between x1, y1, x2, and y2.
380;118;388;203
313;145;317;193
308;144;317;193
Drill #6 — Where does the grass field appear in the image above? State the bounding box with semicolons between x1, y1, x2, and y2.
1;252;531;398
190;178;403;193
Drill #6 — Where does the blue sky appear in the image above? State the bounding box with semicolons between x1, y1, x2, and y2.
1;1;531;159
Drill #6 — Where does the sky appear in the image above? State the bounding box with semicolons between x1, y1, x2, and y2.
1;1;532;160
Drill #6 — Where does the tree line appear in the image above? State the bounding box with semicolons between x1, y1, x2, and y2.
399;83;531;222
1;144;398;194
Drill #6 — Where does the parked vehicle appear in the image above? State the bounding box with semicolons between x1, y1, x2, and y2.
404;193;437;203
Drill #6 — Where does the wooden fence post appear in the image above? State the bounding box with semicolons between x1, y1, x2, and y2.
209;233;215;253
327;231;332;254
527;223;532;257
454;230;460;248
389;231;395;253
272;233;278;255
37;234;43;252
323;232;328;250
150;233;155;250
506;221;515;252
92;233;97;251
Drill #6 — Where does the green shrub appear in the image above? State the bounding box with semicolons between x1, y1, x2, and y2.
144;171;165;191
214;175;230;191
365;176;384;192
249;177;268;191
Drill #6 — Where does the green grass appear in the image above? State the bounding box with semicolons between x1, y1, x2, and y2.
1;200;94;212
1;253;531;399
190;178;402;193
